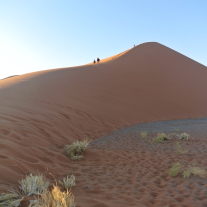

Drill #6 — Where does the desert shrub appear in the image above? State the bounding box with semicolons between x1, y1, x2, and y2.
153;133;168;143
140;132;147;138
0;193;19;202
30;186;75;207
65;139;90;160
19;174;50;196
0;193;23;207
0;199;23;207
169;162;207;178
175;142;188;155
0;193;22;207
183;163;207;178
167;133;178;139
59;175;76;190
179;133;190;140
169;162;182;177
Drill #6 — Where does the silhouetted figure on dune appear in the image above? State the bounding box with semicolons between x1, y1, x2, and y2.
97;57;100;63
93;59;96;64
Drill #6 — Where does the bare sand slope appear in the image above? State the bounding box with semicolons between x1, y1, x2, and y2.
0;42;207;206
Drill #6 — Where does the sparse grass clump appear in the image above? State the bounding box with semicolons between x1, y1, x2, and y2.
140;132;191;144
0;193;22;207
179;133;190;140
0;193;19;202
175;142;188;155
0;199;23;207
30;186;75;207
19;174;50;196
59;175;76;190
169;163;207;178
183;163;207;178
167;132;178;139
65;139;90;160
140;132;147;138
153;133;168;143
169;163;182;177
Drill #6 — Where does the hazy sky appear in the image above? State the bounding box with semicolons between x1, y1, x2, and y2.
0;1;206;79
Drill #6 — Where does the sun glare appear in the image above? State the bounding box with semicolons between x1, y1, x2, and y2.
0;34;44;79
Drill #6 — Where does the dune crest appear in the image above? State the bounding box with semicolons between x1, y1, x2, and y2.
0;42;207;206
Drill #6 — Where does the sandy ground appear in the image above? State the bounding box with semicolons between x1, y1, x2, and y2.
71;118;207;207
0;42;207;206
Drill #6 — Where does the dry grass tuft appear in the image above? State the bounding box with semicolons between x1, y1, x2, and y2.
140;132;147;138
175;142;188;155
0;192;22;207
29;200;38;207
169;162;207;178
179;132;190;140
30;185;75;207
65;139;90;160
183;163;207;178
169;163;182;177
167;132;179;139
0;199;23;207
19;173;50;196
141;132;191;143
153;133;168;143
0;193;19;202
59;175;76;190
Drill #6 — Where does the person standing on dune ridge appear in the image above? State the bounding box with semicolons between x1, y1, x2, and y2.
97;57;100;63
93;59;96;64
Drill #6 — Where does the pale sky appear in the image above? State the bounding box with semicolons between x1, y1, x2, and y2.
0;1;207;79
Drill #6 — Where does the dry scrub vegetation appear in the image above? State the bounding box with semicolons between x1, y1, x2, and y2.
0;192;22;207
153;133;168;143
169;162;182;177
29;186;75;207
179;132;190;140
0;132;195;206
58;175;76;190
65;139;90;160
140;131;147;138
19;173;50;196
141;131;191;143
0;138;90;206
175;142;188;154
0;174;76;207
169;162;207;178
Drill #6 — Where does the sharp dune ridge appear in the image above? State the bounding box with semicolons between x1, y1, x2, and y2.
1;42;207;206
1;75;19;80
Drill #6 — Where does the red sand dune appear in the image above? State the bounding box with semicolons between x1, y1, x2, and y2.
0;42;207;206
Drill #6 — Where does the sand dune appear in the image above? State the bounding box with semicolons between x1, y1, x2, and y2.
0;42;207;206
1;75;19;80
